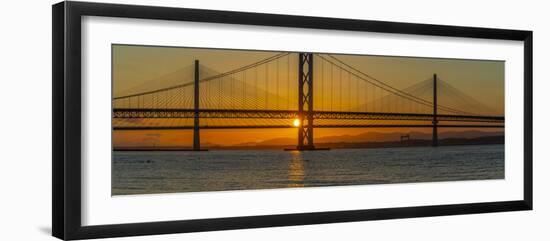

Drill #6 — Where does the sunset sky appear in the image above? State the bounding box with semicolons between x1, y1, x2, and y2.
112;45;504;148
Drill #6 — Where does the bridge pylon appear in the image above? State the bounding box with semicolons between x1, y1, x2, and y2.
193;60;201;151
432;73;438;147
296;53;318;150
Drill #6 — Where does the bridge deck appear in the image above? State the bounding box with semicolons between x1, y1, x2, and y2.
113;124;504;130
112;109;504;130
113;108;504;122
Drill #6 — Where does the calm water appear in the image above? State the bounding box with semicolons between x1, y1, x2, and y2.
112;145;504;195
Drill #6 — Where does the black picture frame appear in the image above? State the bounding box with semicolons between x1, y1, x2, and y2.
52;1;533;240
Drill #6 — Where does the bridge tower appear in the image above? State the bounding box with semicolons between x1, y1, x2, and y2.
297;53;315;150
432;73;438;147
193;60;201;151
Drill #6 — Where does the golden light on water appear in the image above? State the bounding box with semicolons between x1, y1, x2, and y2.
288;151;305;188
293;119;300;127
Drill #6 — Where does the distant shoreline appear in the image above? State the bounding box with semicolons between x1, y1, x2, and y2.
113;135;504;151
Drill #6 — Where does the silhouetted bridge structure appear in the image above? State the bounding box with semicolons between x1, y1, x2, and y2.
113;52;504;150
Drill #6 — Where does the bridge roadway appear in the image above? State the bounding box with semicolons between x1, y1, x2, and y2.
112;108;504;130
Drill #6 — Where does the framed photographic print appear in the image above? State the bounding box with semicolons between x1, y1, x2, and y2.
52;1;533;240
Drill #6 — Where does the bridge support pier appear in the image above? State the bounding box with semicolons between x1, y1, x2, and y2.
432;73;438;147
193;60;201;151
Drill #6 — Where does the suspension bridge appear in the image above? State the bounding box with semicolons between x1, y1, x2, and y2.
113;52;504;150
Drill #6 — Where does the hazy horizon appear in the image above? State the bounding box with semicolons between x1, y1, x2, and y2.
113;129;504;148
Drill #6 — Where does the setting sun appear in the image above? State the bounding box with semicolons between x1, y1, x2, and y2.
293;119;300;127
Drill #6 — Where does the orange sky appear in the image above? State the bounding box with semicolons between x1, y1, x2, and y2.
112;45;504;148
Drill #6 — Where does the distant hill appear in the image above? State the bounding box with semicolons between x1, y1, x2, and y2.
235;130;504;147
114;130;504;151
236;137;295;146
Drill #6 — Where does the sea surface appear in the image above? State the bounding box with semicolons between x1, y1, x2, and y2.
112;144;504;195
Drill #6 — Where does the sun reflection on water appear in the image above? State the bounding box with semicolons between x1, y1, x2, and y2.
288;151;305;187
